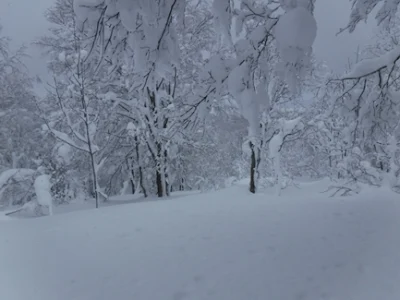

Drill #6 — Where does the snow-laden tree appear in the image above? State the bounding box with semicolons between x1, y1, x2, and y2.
345;0;400;32
71;0;225;198
71;0;191;197
0;26;53;208
323;19;400;193
36;0;116;208
69;0;320;195
308;4;400;195
189;0;317;193
0;28;41;172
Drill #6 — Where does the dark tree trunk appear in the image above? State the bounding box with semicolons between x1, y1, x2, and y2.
156;169;163;197
249;141;256;194
156;141;164;197
164;149;170;196
129;162;136;194
139;165;147;198
135;136;147;198
155;142;169;197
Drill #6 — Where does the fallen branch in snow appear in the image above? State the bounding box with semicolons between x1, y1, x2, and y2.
5;208;24;216
322;185;356;197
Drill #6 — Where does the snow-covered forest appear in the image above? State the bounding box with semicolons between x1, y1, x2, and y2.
2;0;400;299
1;0;399;213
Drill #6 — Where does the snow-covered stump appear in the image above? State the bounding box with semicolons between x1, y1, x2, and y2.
34;175;53;216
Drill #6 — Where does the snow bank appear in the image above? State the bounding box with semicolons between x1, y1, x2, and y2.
2;184;400;300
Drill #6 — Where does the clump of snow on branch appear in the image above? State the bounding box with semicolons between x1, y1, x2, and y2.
56;143;72;165
212;0;232;41
347;0;400;31
346;46;400;78
73;0;184;78
274;0;317;93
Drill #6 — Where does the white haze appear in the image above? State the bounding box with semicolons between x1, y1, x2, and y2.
0;0;376;89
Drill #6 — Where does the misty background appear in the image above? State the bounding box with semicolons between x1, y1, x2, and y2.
0;0;377;95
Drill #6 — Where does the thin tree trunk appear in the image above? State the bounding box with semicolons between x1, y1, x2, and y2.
155;142;169;197
161;169;167;197
249;141;256;194
134;136;147;197
164;149;170;196
130;168;136;194
156;168;163;197
12;152;18;169
88;151;99;208
80;85;99;208
156;141;163;197
138;165;147;198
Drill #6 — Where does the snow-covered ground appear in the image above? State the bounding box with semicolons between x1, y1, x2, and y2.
1;180;400;300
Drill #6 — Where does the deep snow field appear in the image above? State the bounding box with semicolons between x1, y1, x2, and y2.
1;179;400;300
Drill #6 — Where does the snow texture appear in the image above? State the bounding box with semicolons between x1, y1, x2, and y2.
274;3;317;92
73;0;103;24
346;46;400;78
49;127;90;152
0;169;35;188
348;0;400;31
213;0;232;41
275;7;317;57
2;182;400;300
56;144;72;164
34;175;53;215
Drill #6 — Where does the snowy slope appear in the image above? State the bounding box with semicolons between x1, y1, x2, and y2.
1;183;400;300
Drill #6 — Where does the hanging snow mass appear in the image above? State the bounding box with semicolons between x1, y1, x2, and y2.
274;0;317;91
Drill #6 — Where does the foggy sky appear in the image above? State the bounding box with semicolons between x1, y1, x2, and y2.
0;0;377;94
0;0;54;94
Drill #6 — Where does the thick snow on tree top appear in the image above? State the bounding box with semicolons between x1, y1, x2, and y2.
274;6;317;64
73;0;184;77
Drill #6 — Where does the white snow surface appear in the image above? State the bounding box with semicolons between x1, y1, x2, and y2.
34;175;53;211
2;182;400;300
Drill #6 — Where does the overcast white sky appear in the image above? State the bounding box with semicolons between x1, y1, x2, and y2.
0;0;377;93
